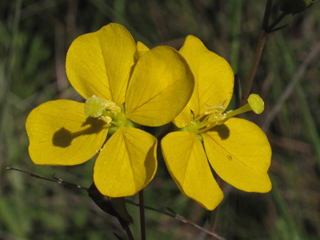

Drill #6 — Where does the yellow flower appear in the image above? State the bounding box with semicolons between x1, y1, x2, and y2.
161;36;272;210
26;23;194;197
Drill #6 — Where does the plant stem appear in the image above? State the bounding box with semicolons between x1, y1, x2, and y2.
239;0;273;107
267;12;286;32
240;0;289;108
123;224;135;240
139;190;146;240
240;30;267;107
262;0;273;30
7;167;226;239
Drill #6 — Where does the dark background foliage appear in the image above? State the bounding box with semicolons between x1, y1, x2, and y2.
1;0;320;239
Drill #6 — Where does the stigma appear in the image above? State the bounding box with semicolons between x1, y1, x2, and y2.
85;95;121;120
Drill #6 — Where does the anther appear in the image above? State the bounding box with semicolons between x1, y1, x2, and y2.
205;99;227;115
105;100;121;114
208;113;226;124
101;115;112;124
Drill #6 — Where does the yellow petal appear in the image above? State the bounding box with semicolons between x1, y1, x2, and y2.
94;127;157;197
135;41;150;60
26;100;108;165
179;35;234;117
202;118;272;192
125;46;194;127
161;131;223;210
66;23;136;105
172;106;191;128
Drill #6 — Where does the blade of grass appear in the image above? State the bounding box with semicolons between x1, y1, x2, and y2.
229;0;243;74
228;0;243;110
89;0;151;46
262;41;320;132
0;197;25;238
262;35;320;167
0;0;22;137
113;0;126;25
295;82;320;165
270;175;302;240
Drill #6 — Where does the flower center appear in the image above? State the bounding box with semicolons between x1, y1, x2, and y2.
84;95;136;131
181;94;264;141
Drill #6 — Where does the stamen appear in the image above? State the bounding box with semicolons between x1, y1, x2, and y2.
205;99;227;115
191;120;209;130
105;100;121;114
208;113;226;123
193;113;206;122
101;115;112;124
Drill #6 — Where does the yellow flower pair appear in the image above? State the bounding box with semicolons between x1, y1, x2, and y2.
26;23;271;210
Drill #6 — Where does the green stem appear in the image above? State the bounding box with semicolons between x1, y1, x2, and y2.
139;190;146;240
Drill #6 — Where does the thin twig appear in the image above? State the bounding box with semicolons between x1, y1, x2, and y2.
174;214;225;240
268;24;292;33
262;0;273;30
267;12;287;32
6;167;225;239
113;232;124;240
167;209;225;240
127;202;225;239
262;41;320;131
126;200;175;218
6;167;88;190
123;224;135;240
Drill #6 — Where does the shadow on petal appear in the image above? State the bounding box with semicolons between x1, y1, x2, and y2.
53;117;106;147
210;124;230;140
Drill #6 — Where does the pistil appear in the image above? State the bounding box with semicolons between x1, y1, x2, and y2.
225;94;264;119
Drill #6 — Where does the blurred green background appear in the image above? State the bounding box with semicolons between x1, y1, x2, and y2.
1;0;320;239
